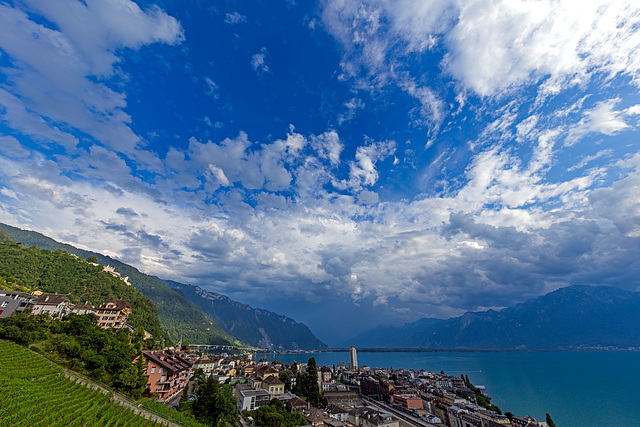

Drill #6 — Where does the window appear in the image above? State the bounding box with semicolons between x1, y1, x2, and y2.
1;301;8;307
161;376;166;382
150;367;156;374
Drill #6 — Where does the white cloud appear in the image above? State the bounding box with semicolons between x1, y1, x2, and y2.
204;78;220;99
310;131;343;166
1;188;18;199
338;98;365;125
0;136;30;158
322;0;640;100
348;139;396;189
0;1;182;161
445;0;640;96
224;12;247;24
567;149;613;172
251;47;270;74
567;98;633;145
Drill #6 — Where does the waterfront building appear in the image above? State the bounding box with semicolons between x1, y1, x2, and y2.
349;345;358;369
32;293;70;317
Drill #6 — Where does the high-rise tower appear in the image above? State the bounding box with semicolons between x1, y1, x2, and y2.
349;345;358;370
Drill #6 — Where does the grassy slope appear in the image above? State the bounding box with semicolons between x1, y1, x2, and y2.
0;341;162;426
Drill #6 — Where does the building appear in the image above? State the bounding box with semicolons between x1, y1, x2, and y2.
95;299;131;329
195;356;222;373
512;416;548;427
303;408;331;426
324;389;361;406
392;394;424;411
324;419;350;427
349;346;358;370
262;375;285;395
71;301;95;315
237;389;271;412
320;366;332;382
136;350;193;403
348;407;399;427
326;404;351;422
286;396;309;412
0;290;36;318
32;293;70;317
257;365;280;380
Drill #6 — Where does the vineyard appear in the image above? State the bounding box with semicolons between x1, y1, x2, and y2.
0;341;165;426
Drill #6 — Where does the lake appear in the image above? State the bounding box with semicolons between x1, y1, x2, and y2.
253;350;640;427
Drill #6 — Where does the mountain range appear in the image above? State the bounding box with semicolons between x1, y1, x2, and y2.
0;223;326;350
350;285;640;349
165;280;327;350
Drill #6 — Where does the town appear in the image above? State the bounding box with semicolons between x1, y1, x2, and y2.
1;287;554;427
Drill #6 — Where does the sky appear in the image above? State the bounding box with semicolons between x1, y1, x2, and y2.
1;0;640;345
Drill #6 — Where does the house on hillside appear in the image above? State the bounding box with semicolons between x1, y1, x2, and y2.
32;293;70;317
0;290;36;318
136;350;193;403
95;299;131;329
71;301;95;315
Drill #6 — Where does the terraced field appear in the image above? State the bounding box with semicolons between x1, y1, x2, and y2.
0;341;164;426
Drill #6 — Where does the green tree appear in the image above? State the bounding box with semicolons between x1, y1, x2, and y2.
86;255;99;264
546;413;557;427
293;357;327;408
279;371;292;391
248;398;306;427
193;376;238;427
114;358;147;398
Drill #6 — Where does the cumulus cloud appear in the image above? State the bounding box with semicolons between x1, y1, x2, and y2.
348;139;396;189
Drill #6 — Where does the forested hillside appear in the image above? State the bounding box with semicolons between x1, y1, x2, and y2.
0;223;240;346
0;231;166;340
167;280;327;350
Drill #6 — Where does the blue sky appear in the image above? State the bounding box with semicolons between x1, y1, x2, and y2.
1;0;640;345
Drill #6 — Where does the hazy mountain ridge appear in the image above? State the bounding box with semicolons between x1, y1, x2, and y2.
351;285;640;349
165;280;328;350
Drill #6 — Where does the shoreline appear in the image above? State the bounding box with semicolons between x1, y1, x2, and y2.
252;346;640;354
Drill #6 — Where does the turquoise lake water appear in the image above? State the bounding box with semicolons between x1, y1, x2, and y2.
254;350;640;427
